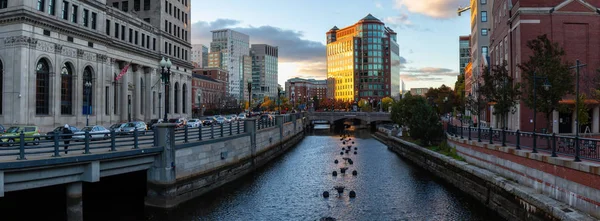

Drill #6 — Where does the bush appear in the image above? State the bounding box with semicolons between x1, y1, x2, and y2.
391;93;443;145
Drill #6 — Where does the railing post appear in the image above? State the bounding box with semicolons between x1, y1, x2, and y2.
502;127;506;147
575;136;581;162
184;126;188;143
237;121;241;134
211;124;215;139
468;125;471;140
532;130;538;153
53;132;60;157
153;127;158;146
489;127;493;144
551;133;557;157
229;121;233;135
516;130;521;150
133;128;139;149
110;129;116;151
84;130;91;154
460;125;463;139
17;131;26;160
198;124;203;141
220;123;224;137
478;125;482;142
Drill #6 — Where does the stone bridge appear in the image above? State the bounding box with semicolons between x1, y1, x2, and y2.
307;111;391;124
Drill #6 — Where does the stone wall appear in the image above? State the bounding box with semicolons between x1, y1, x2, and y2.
146;117;306;208
373;132;595;221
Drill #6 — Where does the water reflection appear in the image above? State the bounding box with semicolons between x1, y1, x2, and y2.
150;129;500;221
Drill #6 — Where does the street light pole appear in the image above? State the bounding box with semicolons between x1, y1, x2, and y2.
247;80;252;112
532;72;551;153
571;59;586;162
85;81;92;126
160;57;172;122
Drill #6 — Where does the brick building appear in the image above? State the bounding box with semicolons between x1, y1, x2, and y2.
490;0;600;133
285;78;327;105
191;68;228;115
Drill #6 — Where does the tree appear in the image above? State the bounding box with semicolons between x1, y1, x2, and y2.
390;93;443;145
518;34;574;133
454;73;466;113
260;96;274;111
381;97;393;112
478;61;521;128
313;96;319;110
358;99;371;112
576;94;590;130
467;90;487;127
424;84;456;115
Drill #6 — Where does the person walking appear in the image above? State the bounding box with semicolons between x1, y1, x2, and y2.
62;124;73;154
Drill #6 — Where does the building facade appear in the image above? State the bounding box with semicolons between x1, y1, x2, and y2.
285;77;327;104
209;29;250;101
459;35;471;75
490;0;600;134
0;0;193;132
191;44;208;68
191;74;225;111
326;14;401;102
409;88;429;97
251;44;279;101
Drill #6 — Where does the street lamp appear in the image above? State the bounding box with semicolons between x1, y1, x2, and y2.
247;80;252;112
531;72;551;153
159;57;172;122
277;87;282;114
84;81;92;126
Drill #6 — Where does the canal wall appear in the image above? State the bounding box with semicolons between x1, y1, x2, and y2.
145;116;307;209
373;129;596;221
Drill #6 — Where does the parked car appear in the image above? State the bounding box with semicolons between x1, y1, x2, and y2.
73;125;111;141
187;119;201;128
0;126;41;146
214;116;225;125
168;118;186;128
203;117;214;126
120;122;147;135
109;123;127;132
147;119;163;129
229;114;238;121
238;113;246;120
224;116;234;123
0;124;6;134
45;126;80;140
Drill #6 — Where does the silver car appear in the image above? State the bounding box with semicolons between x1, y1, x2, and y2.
187;119;201;128
121;121;147;134
73;125;111;141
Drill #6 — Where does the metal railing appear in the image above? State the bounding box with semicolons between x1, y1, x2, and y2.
447;123;600;161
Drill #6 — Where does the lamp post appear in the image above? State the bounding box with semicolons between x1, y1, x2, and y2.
84;81;92;126
247;80;252;112
531;72;551;153
570;59;586;161
277;87;282;114
159;57;172;122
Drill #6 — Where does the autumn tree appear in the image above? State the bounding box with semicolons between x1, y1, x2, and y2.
424;84;456;115
381;97;394;112
518;34;574;133
478;61;521;128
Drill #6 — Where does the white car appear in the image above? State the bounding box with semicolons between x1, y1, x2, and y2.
238;113;246;120
73;125;111;141
187;119;201;128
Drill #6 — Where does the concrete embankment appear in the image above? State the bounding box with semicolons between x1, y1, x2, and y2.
373;129;597;221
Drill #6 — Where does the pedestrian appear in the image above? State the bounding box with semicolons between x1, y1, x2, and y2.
62;124;73;154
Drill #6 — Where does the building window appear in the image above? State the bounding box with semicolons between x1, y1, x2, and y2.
82;9;88;27
135;31;138;45
114;23;119;38
481;28;488;36
0;0;7;9
129;28;133;43
481;11;487;22
112;2;118;8
37;0;45;11
146;35;150;49
144;0;150;10
164;41;167;53
174;82;179;113
153;91;156;114
169;3;172;15
114;73;118;114
36;59;51;115
481;0;487;4
142;33;145;47
140;78;144;115
105;86;109;115
106;19;110;35
164;0;167;13
182;83;187;114
91;12;96;29
61;1;69;20
70;4;77;23
143;18;150;23
134;0;140;11
482;46;489;57
121;25;125;40
60;63;73;115
121;1;128;12
83;66;93;115
48;0;55;15
153;38;156;50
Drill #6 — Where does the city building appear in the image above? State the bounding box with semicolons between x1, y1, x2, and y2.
285;78;328;104
209;29;250;101
191;44;208;68
251;44;279;101
410;88;429;97
191;67;228;114
326;14;401;101
0;0;193;131
459;35;471;75
490;0;600;134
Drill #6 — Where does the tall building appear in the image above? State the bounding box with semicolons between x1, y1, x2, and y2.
410;88;429;97
209;29;250;101
459;36;471;75
490;0;600;134
242;55;252;103
0;0;193;131
191;44;208;68
251;44;279;100
326;14;401;101
285;78;327;104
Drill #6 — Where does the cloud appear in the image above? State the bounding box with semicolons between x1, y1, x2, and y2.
394;0;469;19
402;67;458;82
297;62;327;78
384;14;430;31
191;19;326;63
375;2;383;8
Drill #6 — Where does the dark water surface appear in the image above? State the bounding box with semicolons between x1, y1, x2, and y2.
150;129;500;221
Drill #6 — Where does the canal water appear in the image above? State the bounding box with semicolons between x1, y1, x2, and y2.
149;128;500;221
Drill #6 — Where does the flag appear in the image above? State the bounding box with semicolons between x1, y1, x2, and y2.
115;60;132;81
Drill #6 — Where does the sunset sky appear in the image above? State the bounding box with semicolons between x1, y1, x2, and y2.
190;0;471;90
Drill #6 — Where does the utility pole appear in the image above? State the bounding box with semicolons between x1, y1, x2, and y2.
571;59;586;162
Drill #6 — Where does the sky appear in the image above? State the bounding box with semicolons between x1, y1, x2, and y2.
190;0;471;90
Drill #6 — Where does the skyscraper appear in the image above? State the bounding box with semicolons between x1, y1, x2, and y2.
209;29;250;100
251;44;279;100
459;36;471;75
192;44;208;68
326;14;401;101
